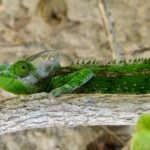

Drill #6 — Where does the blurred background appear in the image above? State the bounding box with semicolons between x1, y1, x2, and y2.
0;0;149;149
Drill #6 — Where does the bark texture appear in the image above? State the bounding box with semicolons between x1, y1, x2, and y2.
0;93;149;135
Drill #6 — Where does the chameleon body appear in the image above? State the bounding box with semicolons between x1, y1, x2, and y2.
0;50;150;96
131;113;150;150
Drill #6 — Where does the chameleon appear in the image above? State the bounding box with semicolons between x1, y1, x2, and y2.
0;50;150;96
131;113;150;150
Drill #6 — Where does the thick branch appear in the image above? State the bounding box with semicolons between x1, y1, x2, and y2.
0;93;150;135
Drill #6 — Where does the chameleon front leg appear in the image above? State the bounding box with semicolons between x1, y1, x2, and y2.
50;69;94;96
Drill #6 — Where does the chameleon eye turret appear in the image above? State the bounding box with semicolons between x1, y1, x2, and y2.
13;61;31;77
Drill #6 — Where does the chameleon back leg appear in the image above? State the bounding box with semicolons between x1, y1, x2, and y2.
51;69;94;96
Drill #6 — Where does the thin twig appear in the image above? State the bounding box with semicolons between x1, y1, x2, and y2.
102;126;125;145
98;0;121;60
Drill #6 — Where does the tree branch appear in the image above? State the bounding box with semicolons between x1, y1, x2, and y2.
0;93;150;135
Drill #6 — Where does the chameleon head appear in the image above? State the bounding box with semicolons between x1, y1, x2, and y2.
0;50;60;94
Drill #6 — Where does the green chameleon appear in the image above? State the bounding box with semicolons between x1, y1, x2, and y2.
0;50;150;96
131;113;150;150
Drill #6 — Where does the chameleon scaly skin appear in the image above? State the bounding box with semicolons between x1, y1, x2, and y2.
51;58;150;95
0;50;150;96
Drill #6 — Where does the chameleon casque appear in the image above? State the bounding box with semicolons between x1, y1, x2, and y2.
0;50;150;96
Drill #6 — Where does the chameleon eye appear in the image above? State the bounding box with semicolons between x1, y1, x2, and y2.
13;61;31;77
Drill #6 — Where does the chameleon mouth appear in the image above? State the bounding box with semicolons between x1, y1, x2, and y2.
0;72;36;94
